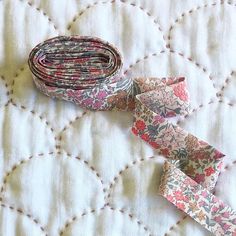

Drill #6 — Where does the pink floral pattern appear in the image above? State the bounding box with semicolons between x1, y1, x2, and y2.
29;36;134;111
29;36;235;236
159;161;236;236
173;81;189;101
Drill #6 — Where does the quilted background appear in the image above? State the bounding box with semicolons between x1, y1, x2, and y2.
0;0;236;235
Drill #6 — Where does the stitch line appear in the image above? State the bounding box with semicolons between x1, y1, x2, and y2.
18;0;59;32
59;203;153;236
105;156;156;201
54;111;88;151
223;160;236;171
0;200;48;236
0;152;54;196
217;70;235;96
64;152;105;189
66;0;167;46
8;99;56;134
9;63;88;139
59;111;88;133
119;48;217;92
120;50;167;79
168;48;217;90
0;75;12;105
10;64;28;95
167;1;220;48
2;0;236;233
163;215;188;236
177;99;235;124
166;0;236;91
0;151;106;201
59;207;101;236
176;99;215;125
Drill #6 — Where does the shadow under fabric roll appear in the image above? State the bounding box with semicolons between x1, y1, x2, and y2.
28;36;236;236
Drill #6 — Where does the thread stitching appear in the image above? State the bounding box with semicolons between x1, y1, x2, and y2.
64;152;105;189
166;0;236;91
10;63;89;140
59;203;153;236
167;1;222;47
66;0;167;46
217;71;235;96
223;160;236;171
0;152;105;200
1;0;236;233
106;156;156;200
55;111;88;151
120;48;217;92
0;200;48;236
18;0;59;32
0;152;54;195
177;99;235;124
176;99;215;125
163;215;188;236
0;75;12;105
8;99;56;135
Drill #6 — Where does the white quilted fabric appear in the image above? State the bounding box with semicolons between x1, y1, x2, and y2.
0;0;235;235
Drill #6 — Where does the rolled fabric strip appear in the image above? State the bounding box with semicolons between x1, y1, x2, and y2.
28;36;133;110
28;36;236;235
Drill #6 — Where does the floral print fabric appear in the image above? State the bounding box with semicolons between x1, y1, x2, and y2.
28;36;133;111
133;77;236;235
159;161;236;236
28;36;236;236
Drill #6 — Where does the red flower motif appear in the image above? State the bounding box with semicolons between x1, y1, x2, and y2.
140;133;150;142
205;167;215;176
201;191;208;198
174;190;184;201
135;120;146;130
149;141;160;149
97;90;107;99
160;148;170;156
166;194;174;202
222;224;231;231
212;206;218;213
213;216;222;223
166;111;176;117
222;212;230;218
173;83;189;101
131;127;139;136
173;190;189;202
194;174;205;183
176;202;185;211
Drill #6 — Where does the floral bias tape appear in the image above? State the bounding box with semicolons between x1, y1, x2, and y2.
159;161;236;235
28;36;236;235
28;36;134;111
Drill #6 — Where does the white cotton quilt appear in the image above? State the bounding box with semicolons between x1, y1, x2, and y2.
0;0;236;235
